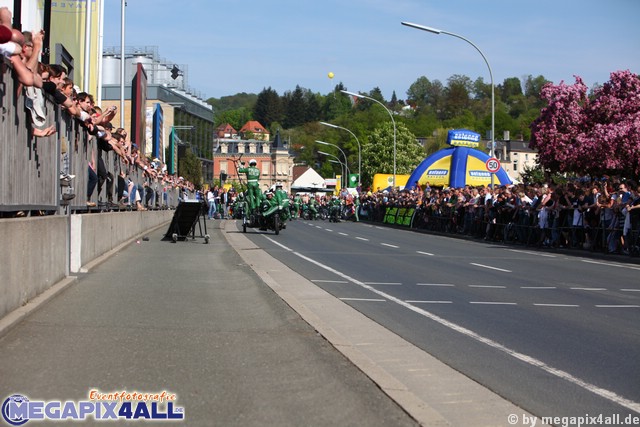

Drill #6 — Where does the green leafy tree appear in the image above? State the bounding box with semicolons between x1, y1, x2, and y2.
253;87;283;129
208;92;257;113
443;74;473;119
360;121;424;187
214;107;252;130
282;85;307;129
498;77;523;103
178;148;203;187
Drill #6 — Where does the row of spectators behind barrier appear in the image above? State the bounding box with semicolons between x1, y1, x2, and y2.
358;181;640;257
0;56;188;216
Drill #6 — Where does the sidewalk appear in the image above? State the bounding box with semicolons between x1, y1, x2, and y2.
0;218;542;426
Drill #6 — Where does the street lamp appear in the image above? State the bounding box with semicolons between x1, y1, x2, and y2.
318;150;348;188
340;89;396;188
319;122;361;188
316;140;350;185
328;160;347;189
401;21;495;188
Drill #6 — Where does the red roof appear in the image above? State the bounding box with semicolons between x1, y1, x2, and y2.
239;121;268;134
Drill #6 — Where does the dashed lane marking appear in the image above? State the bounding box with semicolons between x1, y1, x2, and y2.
262;235;640;414
381;243;399;248
470;263;512;273
533;303;580;307
507;249;557;258
339;297;386;302
312;280;349;284
406;300;453;304
416;251;434;256
595;305;640;308
581;259;640;271
364;282;402;286
355;237;369;241
469;285;506;289
416;283;455;287
469;301;517;305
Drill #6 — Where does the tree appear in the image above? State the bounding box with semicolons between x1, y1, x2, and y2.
282;85;306;129
178;147;203;187
214;107;252;130
253;87;283;129
360;121;424;187
443;74;473;119
530;70;640;177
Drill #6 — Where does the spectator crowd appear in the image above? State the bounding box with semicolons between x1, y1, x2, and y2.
1;6;196;217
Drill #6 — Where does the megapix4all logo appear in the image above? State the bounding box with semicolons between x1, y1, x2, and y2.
2;390;184;425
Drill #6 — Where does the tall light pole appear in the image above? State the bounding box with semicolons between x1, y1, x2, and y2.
319;122;361;188
401;21;495;188
316;140;350;185
328;160;347;190
340;90;396;188
318;151;348;188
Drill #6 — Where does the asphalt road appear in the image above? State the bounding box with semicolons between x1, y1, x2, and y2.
0;222;420;427
240;218;640;422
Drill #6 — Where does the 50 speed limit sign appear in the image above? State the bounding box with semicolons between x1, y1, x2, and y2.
485;157;501;173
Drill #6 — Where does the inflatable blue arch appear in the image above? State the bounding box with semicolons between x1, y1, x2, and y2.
406;146;512;189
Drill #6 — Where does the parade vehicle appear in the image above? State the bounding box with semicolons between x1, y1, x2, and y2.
236;191;286;235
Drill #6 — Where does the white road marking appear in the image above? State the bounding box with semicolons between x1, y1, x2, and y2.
264;236;640;413
417;283;455;287
340;298;386;302
508;249;557;258
406;300;452;304
620;289;640;292
470;263;512;273
581;259;640;271
355;237;369;241
416;251;434;256
381;243;399;248
325;228;334;232
312;280;349;284
595;305;640;308
468;285;506;289
470;301;517;305
570;287;608;291
521;286;557;290
339;232;349;236
364;282;402;286
534;303;580;307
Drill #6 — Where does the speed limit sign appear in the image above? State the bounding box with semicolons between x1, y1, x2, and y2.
485;157;501;173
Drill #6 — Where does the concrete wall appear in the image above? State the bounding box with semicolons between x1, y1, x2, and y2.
0;212;173;320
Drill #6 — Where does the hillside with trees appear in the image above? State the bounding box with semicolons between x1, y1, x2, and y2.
207;71;639;187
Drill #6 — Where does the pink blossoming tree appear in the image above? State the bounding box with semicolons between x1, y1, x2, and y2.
530;70;640;177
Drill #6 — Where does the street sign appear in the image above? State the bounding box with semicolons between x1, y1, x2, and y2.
485;157;501;173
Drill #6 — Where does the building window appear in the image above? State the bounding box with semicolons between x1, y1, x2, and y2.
261;161;269;176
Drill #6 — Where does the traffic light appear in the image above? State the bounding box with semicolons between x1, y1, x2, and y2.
171;65;180;80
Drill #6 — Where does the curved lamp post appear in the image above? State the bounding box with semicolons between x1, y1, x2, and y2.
318;150;348;188
316;140;350;186
401;21;495;188
319;122;361;187
340;89;397;188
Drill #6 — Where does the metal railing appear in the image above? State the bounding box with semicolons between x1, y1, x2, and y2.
0;57;181;214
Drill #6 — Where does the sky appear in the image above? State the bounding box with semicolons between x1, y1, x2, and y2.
102;0;640;100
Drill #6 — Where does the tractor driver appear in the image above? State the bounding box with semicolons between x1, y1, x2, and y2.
238;159;261;213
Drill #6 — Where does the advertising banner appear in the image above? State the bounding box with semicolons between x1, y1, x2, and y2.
447;129;480;148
